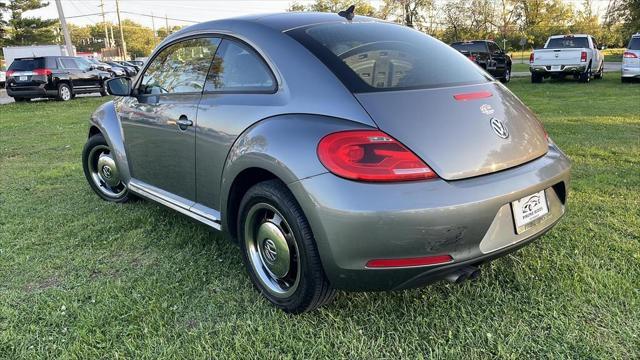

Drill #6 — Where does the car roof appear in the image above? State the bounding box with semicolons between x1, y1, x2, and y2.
549;34;590;38
165;12;382;42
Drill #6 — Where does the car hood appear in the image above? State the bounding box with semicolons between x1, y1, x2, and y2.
355;82;548;180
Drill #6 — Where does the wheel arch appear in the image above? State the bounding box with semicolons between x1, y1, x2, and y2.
87;100;131;183
219;114;375;241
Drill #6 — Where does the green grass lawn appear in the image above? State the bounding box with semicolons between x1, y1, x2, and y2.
1;77;639;358
512;63;530;72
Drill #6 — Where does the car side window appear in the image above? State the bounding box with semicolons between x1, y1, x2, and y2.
140;37;221;95
60;58;78;69
204;39;276;92
76;58;92;71
488;42;501;55
591;38;598;49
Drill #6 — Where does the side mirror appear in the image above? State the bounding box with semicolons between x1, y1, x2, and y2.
89;65;97;71
105;77;132;96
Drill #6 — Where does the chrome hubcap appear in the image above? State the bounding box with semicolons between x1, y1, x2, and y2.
88;145;126;198
61;87;71;100
244;203;300;298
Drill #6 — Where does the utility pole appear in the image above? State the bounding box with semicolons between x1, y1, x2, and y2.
115;0;128;60
99;0;109;50
110;24;115;48
165;14;170;35
151;12;157;45
54;0;74;56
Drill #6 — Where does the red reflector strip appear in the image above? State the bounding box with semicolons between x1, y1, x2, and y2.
453;91;493;101
366;255;453;268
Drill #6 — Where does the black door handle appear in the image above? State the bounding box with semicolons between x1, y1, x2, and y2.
176;116;193;130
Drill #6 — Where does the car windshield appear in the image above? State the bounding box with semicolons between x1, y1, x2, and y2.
8;58;45;71
287;22;490;93
545;37;589;49
628;37;640;50
451;42;486;53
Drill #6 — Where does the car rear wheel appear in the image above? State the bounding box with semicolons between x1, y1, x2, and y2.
82;134;131;202
579;67;592;83
593;64;604;79
238;180;336;313
531;73;543;83
57;83;73;101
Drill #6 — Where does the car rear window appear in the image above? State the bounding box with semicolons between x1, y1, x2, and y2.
287;22;490;93
8;58;46;71
628;37;640;50
545;37;589;49
451;42;487;53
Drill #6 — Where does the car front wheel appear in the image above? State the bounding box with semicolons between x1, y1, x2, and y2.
500;67;511;83
238;180;336;313
57;83;73;101
82;134;131;202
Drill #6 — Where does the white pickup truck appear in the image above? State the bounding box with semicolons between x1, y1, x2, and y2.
530;34;604;83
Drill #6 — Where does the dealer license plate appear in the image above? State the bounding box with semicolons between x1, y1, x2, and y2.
512;190;549;234
551;65;561;71
19;76;28;81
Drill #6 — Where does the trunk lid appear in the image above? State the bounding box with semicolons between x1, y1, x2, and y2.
355;82;548;180
533;48;585;65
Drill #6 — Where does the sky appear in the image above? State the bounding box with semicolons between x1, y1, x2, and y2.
25;0;384;28
25;0;602;29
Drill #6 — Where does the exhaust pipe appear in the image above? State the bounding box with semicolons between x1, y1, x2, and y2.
445;266;481;284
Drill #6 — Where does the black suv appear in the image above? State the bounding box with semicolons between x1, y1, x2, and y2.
450;40;512;83
6;56;111;102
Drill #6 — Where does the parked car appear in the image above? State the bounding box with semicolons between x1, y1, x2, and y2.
105;61;137;77
83;12;571;313
115;60;141;72
450;40;512;83
87;58;126;77
6;56;110;101
530;34;604;83
622;33;640;82
0;67;6;88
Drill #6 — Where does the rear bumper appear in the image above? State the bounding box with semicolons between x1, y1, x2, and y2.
621;66;640;78
288;144;571;291
6;84;56;98
530;64;586;75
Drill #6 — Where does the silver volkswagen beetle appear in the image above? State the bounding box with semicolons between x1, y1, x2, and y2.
82;12;571;313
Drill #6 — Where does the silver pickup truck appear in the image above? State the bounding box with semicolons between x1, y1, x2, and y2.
530;34;604;83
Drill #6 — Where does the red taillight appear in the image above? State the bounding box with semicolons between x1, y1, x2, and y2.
623;52;638;58
317;130;438;182
366;255;453;268
453;91;492;101
580;51;587;62
529;53;534;64
33;68;52;76
6;70;15;77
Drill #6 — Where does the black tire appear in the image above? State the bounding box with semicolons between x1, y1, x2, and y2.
579;66;592;83
531;73;543;83
238;180;336;313
57;83;73;101
82;133;131;203
594;64;604;79
621;77;630;83
500;66;511;83
100;83;108;96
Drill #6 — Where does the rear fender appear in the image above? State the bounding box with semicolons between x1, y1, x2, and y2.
219;114;374;232
88;100;131;183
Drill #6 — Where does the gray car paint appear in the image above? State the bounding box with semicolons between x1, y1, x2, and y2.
88;13;571;291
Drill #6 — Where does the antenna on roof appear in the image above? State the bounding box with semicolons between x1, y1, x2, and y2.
338;5;355;21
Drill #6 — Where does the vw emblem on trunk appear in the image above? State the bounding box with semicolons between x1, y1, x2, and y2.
490;118;509;139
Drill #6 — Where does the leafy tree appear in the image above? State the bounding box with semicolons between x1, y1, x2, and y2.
4;0;58;45
115;19;155;58
380;0;437;30
288;0;377;17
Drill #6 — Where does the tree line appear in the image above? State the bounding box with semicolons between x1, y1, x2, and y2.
1;0;638;59
290;0;639;49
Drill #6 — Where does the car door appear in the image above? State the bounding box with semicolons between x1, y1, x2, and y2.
59;57;83;88
118;37;221;202
487;42;506;77
195;38;279;210
74;58;102;88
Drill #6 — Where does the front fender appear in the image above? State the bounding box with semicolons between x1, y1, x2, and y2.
88;100;131;183
219;114;375;229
